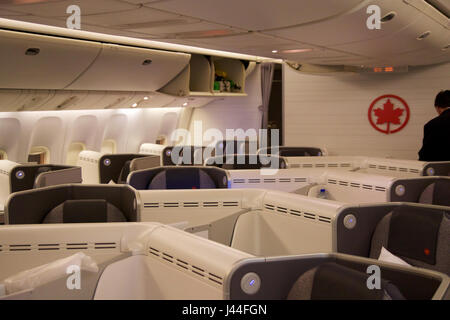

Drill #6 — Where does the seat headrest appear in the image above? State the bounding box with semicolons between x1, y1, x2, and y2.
35;166;53;175
288;263;405;300
419;180;450;206
42;199;127;223
370;207;449;275
147;168;216;190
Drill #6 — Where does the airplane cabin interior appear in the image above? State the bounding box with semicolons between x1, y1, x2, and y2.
0;0;449;304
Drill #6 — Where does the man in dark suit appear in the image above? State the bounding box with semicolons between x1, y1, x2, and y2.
419;90;450;161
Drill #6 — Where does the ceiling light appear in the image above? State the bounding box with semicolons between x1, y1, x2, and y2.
281;48;313;54
183;102;188;107
417;31;431;40
132;103;138;108
381;12;396;23
272;50;278;53
144;96;149;100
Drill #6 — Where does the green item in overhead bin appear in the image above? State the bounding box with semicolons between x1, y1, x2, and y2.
214;81;221;91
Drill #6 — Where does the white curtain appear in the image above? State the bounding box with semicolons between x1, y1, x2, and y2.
260;63;275;129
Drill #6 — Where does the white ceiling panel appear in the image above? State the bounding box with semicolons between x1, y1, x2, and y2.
81;6;182;28
266;0;423;47
0;9;29;16
0;0;137;17
331;16;449;58
146;0;365;31
127;20;242;37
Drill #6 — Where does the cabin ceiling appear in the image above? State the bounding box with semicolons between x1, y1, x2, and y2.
0;0;449;68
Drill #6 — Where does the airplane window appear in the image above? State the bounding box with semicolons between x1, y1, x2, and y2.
0;150;7;160
66;142;86;166
101;139;117;154
28;146;50;164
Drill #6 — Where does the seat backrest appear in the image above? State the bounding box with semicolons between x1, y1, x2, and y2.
42;199;127;223
370;207;450;275
117;161;131;184
419;180;450;206
147;168;216;190
279;147;323;157
287;262;405;300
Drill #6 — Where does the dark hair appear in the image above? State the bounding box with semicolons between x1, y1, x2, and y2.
435;90;450;108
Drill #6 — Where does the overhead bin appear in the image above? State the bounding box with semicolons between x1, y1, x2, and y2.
159;54;249;97
67;43;190;92
0;29;101;90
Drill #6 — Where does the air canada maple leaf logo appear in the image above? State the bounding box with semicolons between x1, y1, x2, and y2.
368;95;410;134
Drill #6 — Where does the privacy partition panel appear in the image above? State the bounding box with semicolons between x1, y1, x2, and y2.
5;184;138;225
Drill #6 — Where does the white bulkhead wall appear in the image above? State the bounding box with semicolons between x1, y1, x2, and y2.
284;62;450;160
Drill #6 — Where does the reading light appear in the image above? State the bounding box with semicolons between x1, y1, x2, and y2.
15;170;25;179
417;31;431;40
271;50;278;53
144;96;149;100
132;103;138;108
183;102;188;107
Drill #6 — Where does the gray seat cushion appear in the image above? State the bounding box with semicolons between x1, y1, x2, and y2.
419;181;450;206
43;199;127;223
147;169;216;190
287;263;404;300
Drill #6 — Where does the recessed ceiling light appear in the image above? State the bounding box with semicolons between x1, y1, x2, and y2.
272;50;278;53
381;12;396;23
183;102;188;107
144;96;149;100
132;103;138;108
281;48;313;54
417;31;431;40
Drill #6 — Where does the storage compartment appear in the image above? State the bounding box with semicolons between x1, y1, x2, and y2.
211;57;246;95
68;43;190;92
0;29;101;90
189;54;213;94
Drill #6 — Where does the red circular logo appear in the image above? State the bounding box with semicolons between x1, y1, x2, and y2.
368;95;410;134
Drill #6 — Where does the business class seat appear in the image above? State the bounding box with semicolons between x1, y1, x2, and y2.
5;184;138;224
287;262;405;300
128;166;229;190
418;179;450;207
227;253;449;300
77;151;160;184
258;146;325;157
205;154;287;170
368;206;450;275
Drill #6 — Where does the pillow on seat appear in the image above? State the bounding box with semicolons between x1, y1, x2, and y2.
43;199;127;223
287;262;405;300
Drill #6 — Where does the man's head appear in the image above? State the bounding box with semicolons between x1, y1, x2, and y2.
434;90;450;115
